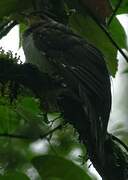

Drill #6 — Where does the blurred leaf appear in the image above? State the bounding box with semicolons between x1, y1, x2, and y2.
0;0;32;18
0;20;17;39
0;19;10;30
111;0;128;14
1;172;29;180
15;96;50;138
0;104;19;133
0;138;30;171
19;23;27;47
0;95;48;138
70;13;117;76
32;155;91;180
18;97;41;116
65;0;112;24
122;66;128;74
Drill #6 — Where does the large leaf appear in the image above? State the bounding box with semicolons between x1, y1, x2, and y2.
0;20;17;39
70;13;118;76
0;102;19;133
32;155;91;180
65;0;112;24
80;0;112;24
111;0;128;14
1;172;29;180
18;97;41;116
108;17;126;48
0;0;32;18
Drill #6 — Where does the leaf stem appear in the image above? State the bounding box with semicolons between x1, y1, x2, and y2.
99;24;128;63
0;124;63;140
84;7;128;63
107;0;123;26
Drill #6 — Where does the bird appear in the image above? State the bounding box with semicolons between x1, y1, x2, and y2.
22;12;111;169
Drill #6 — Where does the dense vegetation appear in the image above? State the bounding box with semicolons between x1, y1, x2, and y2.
0;0;128;179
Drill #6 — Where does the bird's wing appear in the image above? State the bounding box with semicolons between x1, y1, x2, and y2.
33;25;111;100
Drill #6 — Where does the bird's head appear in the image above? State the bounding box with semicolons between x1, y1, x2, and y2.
21;11;57;27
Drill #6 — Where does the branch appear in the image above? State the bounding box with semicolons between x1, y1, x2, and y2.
0;124;63;140
0;20;17;39
0;133;32;140
81;6;128;63
108;0;123;26
99;25;128;63
0;58;61;100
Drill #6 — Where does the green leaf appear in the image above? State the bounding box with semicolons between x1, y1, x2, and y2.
1;172;29;180
111;0;128;14
65;0;112;24
109;17;126;48
0;104;19;133
0;20;17;39
18;97;41;116
0;0;32;18
70;13;117;76
19;23;27;47
32;155;91;180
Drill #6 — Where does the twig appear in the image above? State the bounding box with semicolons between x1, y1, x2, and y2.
39;124;63;139
108;0;123;26
0;133;32;140
0;124;63;140
83;7;128;63
46;138;58;155
100;25;128;63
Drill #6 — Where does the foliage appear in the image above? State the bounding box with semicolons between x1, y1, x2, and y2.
32;155;91;180
0;0;128;180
